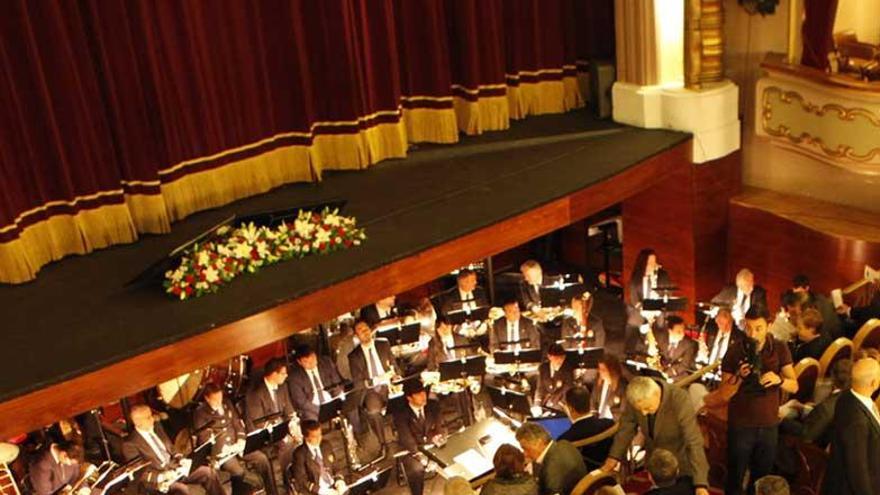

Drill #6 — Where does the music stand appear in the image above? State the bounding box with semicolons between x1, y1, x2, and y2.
347;466;393;495
493;349;542;366
376;323;421;347
318;397;344;423
94;458;151;495
243;428;271;455
486;386;532;417
625;360;668;381
267;420;291;444
642;297;688;313
439;355;486;382
564;347;603;369
445;306;490;325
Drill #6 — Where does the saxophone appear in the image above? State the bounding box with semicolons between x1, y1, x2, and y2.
340;416;361;470
645;324;662;370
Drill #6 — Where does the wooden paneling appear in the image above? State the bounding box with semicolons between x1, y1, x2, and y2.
728;187;880;312
0;141;691;439
622;151;741;321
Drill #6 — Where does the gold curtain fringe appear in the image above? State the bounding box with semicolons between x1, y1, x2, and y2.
1;67;590;284
162;145;314;222
0;204;137;284
453;96;511;135
401;108;459;144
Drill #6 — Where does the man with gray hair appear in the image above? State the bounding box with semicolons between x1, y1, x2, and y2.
515;422;586;495
601;376;709;495
754;475;789;495
711;268;767;330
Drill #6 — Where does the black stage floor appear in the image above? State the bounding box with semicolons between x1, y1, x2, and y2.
0;110;688;403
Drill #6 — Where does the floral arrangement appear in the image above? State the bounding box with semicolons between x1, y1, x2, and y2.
164;208;365;300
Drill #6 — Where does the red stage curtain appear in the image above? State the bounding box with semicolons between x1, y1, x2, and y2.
0;0;614;284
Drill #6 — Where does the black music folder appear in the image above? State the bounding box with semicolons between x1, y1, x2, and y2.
439;355;486;382
487;385;532;417
445;305;490;325
564;347;604;369
376;322;421;346
318;396;344;423
190;438;215;469
493;348;541;365
347;466;393;495
642;297;688;312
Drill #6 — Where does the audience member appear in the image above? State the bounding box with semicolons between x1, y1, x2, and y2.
782;359;852;448
823;357;880;494
792;274;842;338
560;386;615;470
717;306;798;495
769;290;808;344
645;448;695;495
754;475;790;495
603;377;709;495
443;476;476;495
516;423;586;495
478;444;538;495
792;308;831;362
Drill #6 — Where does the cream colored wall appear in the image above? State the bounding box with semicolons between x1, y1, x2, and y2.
723;0;880;214
836;0;880;44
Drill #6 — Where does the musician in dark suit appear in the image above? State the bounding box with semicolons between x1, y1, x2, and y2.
603;377;710;495
347;319;400;447
560;386;615;470
518;259;546;311
359;295;399;327
515;422;587;495
822;357;880;495
701;308;740;365
440;269;488;316
287;345;344;422
393;380;447;495
535;344;575;410
291;420;346;495
194;384;272;495
711;268;768;329
243;358;299;485
490;300;540;351
427;316;472;371
655;316;698;379
29;441;82;495
122;404;224;495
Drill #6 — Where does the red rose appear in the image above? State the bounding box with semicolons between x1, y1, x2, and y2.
199;272;206;281
344;239;353;247
250;249;260;260
185;286;193;295
337;228;346;236
318;242;326;250
185;275;195;283
172;286;182;295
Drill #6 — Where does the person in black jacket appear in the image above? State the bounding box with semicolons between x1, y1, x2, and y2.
822;357;880;495
359;296;399;327
287;345;343;422
655;316;698;379
518;260;546;311
440;269;488;316
427;316;472;371
194;384;271;495
644;449;695;495
625;249;672;352
534;344;575;410
29;441;83;495
792;308;831;362
291;420;346;495
243;358;299;485
560;386;615;470
122;404;224;495
560;292;605;350
393;380;447;495
347;319;400;447
490;300;540;351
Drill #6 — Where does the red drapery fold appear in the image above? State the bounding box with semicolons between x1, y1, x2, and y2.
0;0;614;284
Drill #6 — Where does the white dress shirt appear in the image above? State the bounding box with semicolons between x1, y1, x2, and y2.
459;289;476;311
851;389;880;426
138;428;170;467
506;319;520;350
708;330;731;364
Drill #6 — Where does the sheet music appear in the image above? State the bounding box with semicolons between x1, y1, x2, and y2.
451;449;493;477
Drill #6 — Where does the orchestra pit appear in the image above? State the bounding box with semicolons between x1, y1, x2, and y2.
1;1;879;495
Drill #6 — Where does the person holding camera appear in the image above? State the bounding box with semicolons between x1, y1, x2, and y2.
709;306;798;495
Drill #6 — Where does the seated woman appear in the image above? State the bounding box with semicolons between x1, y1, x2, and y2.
590;353;627;420
479;444;538;495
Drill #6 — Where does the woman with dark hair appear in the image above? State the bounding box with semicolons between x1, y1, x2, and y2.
590;353;628;419
626;248;671;352
479;444;538;495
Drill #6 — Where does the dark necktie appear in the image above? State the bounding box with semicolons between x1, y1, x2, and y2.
268;386;279;412
309;370;322;403
367;347;381;378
